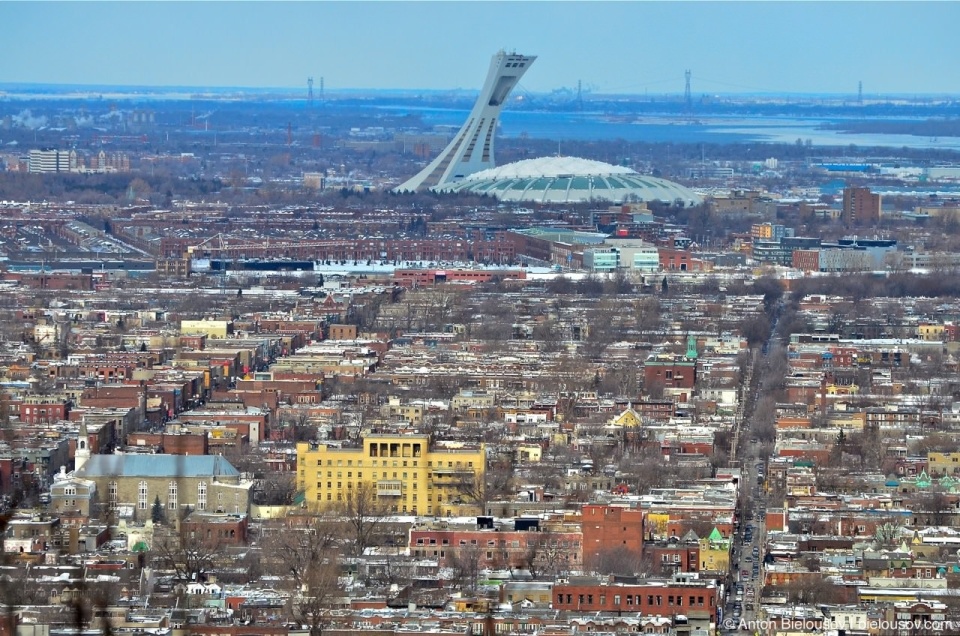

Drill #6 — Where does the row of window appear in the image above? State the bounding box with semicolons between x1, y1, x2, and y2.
129;481;235;512
414;537;579;548
319;489;439;503
558;593;711;607
307;458;472;468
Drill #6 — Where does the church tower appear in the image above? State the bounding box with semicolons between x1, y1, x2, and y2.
76;419;91;472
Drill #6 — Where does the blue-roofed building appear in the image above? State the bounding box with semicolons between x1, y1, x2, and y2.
75;453;251;519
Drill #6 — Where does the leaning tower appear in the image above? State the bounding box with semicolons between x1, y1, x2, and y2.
395;50;536;192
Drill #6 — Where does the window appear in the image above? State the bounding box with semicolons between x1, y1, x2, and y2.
137;481;148;510
108;481;117;501
197;482;207;511
168;482;178;510
64;487;76;496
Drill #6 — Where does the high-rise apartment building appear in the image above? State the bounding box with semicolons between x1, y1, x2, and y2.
842;186;881;225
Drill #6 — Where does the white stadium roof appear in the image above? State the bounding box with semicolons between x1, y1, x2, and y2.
436;156;702;206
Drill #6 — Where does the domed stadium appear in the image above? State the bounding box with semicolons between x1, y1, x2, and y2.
436;156;702;206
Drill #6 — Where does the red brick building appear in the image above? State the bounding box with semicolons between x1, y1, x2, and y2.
409;521;581;572
643;359;697;398
792;249;820;272
842;186;881;226
328;324;358;340
659;247;710;273
19;397;70;424
127;431;209;455
393;268;526;288
581;504;644;570
180;513;249;546
552;578;719;623
643;542;700;574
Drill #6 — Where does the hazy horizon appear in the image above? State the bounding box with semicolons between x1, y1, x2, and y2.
2;81;959;100
4;2;960;96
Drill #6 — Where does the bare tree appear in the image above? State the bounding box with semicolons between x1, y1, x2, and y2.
262;515;345;636
255;471;297;506
619;445;674;494
152;524;223;582
915;489;954;526
448;542;483;594
337;481;392;557
449;469;487;512
592;548;653;577
521;528;570;580
633;297;661;342
779;575;845;605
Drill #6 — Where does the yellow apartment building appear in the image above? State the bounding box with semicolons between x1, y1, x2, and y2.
928;452;960;476
698;527;731;574
917;323;945;342
180;320;231;339
296;433;485;516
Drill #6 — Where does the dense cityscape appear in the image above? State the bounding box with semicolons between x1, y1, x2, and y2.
2;46;960;636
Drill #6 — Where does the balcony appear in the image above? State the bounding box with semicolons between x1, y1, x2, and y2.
376;480;403;497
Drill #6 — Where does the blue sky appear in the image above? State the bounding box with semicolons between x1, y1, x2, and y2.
3;1;959;95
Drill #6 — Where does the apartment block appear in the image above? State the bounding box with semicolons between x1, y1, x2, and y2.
296;433;485;516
